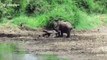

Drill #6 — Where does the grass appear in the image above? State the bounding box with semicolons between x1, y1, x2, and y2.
73;11;103;30
12;14;49;29
10;10;104;30
1;0;107;30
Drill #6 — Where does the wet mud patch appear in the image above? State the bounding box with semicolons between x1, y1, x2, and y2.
0;33;21;37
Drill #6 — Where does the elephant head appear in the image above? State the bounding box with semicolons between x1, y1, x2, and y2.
53;20;72;38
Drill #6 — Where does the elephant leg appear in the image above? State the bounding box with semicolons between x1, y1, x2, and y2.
60;31;63;37
66;30;70;38
56;31;61;37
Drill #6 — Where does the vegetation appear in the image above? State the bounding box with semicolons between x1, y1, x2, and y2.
0;43;24;60
0;0;107;30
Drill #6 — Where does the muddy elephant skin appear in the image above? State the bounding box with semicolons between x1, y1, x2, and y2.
42;30;57;38
53;20;72;38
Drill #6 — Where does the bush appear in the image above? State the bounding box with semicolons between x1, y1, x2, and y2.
1;0;107;30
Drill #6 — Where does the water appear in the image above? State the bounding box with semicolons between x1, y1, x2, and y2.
23;54;38;60
12;54;38;60
11;53;67;60
0;43;67;60
1;53;69;60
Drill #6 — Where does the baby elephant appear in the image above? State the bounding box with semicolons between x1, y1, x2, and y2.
53;20;72;38
42;30;57;38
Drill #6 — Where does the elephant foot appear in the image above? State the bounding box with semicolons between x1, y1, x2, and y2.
60;35;63;37
66;36;70;38
54;34;60;37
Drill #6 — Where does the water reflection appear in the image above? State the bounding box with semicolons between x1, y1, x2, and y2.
13;53;68;60
13;54;38;60
23;54;38;60
0;43;67;60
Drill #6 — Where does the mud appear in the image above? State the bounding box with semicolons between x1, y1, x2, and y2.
0;28;107;60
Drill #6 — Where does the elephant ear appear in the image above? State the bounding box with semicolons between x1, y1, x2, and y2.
52;21;59;30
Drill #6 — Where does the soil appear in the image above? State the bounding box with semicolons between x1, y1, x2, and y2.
1;26;107;60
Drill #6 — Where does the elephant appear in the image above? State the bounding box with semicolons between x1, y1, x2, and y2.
53;20;72;38
42;30;57;38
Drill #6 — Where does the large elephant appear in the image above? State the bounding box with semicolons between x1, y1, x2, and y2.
53;20;72;38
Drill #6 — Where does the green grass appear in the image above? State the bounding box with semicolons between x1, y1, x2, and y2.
12;14;49;29
11;9;103;30
73;11;102;30
1;0;107;30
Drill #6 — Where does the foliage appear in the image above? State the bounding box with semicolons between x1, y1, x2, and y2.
0;0;107;30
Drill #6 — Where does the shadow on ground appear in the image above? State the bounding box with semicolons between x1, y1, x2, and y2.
0;33;21;37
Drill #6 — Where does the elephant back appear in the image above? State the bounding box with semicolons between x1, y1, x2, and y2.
58;21;72;29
